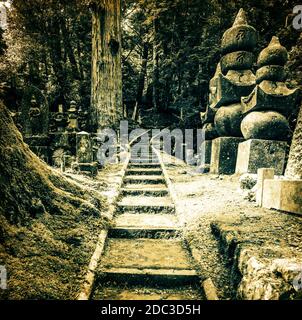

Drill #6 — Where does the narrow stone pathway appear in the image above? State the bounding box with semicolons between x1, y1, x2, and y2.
91;145;206;300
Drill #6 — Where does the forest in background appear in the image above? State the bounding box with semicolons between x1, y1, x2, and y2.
0;0;301;129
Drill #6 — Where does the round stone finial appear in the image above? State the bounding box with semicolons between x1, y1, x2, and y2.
221;9;257;54
257;36;288;68
233;8;248;26
270;36;280;45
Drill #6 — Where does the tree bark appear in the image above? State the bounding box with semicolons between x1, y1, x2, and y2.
60;17;80;80
91;0;123;131
47;16;68;102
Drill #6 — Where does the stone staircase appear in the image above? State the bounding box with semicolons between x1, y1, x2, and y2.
92;146;205;300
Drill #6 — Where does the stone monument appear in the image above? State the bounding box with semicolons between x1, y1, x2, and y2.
205;9;257;174
18;88;91;167
73;131;98;176
236;36;299;174
67;100;79;133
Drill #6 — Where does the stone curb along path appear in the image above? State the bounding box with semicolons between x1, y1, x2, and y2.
78;138;219;300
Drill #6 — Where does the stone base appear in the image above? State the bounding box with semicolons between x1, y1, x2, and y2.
236;139;287;175
210;137;244;174
198;140;212;165
262;179;302;215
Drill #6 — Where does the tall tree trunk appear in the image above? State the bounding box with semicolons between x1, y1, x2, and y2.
91;0;123;131
47;17;68;102
152;19;159;111
132;43;148;121
60;17;80;80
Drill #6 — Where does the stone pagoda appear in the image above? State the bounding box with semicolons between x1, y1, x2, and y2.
236;36;300;174
200;9;258;174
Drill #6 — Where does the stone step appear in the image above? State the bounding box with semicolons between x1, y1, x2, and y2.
96;267;199;287
122;183;167;190
128;163;161;169
108;227;180;239
126;168;163;176
130;159;160;164
131;152;157;157
123;175;166;185
116;205;175;214
110;213;180;238
121;186;169;197
92;284;204;300
117;196;175;214
97;238;197;287
117;195;173;204
99;238;196;277
113;213;179;229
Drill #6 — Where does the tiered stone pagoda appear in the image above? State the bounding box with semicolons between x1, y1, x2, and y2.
200;9;258;174
236;36;300;174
